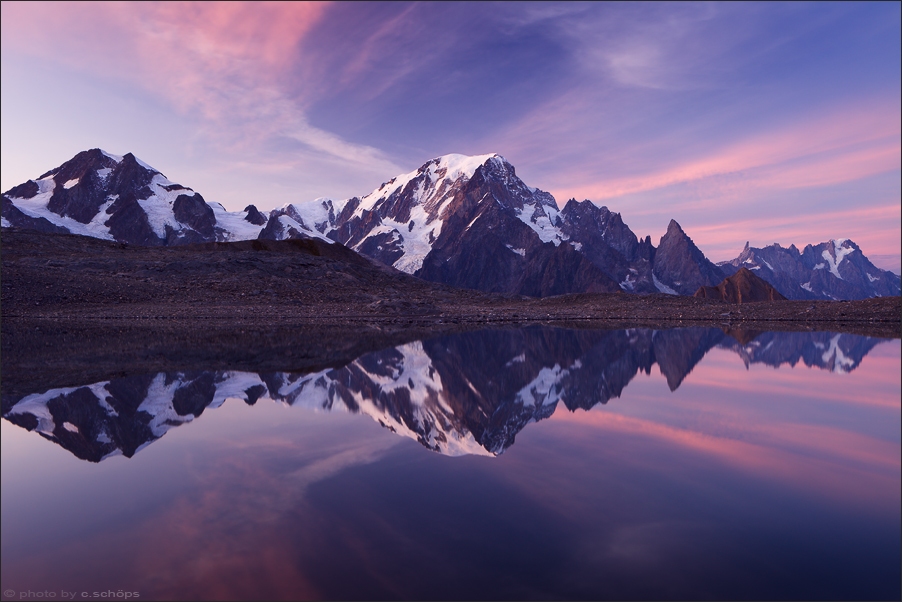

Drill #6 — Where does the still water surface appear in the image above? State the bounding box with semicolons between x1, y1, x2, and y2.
2;327;900;600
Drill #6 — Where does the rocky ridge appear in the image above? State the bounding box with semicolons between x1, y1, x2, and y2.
5;149;898;300
719;239;901;300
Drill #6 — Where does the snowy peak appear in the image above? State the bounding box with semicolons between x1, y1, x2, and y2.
260;152;570;276
365;153;502;202
349;152;569;265
10;149;894;301
357;153;506;219
719;238;900;300
2;148;269;245
356;152;555;224
816;238;857;280
32;149;161;186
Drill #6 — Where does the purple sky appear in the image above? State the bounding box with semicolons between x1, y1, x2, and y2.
2;2;899;270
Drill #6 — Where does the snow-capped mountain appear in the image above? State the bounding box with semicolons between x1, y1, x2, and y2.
5;149;896;300
3;328;885;463
2;150;715;296
718;240;901;300
259;154;609;295
265;154;563;270
1;149;267;245
260;153;724;296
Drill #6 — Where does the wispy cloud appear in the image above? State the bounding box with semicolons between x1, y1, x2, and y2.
1;0;899;264
0;1;402;179
548;100;900;202
495;84;900;258
690;202;902;258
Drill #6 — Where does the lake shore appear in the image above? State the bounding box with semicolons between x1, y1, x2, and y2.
2;228;899;395
3;228;899;332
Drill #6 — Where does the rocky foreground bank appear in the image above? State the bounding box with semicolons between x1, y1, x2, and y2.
2;229;899;333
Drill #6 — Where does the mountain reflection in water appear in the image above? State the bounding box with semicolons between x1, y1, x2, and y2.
2;327;887;462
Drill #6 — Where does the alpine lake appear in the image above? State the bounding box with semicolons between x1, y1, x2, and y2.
2;325;900;601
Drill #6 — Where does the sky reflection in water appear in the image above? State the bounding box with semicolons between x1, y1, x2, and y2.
2;328;899;601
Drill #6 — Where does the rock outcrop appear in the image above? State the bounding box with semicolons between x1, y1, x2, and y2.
652;220;725;295
694;267;788;303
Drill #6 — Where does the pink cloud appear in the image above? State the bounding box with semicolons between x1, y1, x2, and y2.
1;2;402;176
1;2;327;95
547;99;901;203
688;203;901;260
493;92;900;259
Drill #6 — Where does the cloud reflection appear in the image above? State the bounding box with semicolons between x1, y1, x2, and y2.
2;329;899;600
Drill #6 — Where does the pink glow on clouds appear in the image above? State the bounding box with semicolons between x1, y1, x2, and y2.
1;2;326;97
538;99;901;260
688;203;902;260
490;76;900;264
0;1;401;175
1;3;898;265
548;99;901;203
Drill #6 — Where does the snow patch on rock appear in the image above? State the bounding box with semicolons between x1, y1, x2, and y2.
653;274;679;295
516;204;565;246
821;240;854;280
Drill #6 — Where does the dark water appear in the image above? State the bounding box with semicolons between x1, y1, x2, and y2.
2;328;900;600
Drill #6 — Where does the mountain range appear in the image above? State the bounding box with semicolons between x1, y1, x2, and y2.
3;149;899;300
2;327;884;462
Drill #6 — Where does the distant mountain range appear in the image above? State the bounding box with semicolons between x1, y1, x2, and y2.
3;149;899;300
718;239;900;300
2;328;885;462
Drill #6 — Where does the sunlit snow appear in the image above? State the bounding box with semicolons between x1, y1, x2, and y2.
821;239;854;280
100;150;123;163
210;203;266;241
137;174;200;238
516;204;565;246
